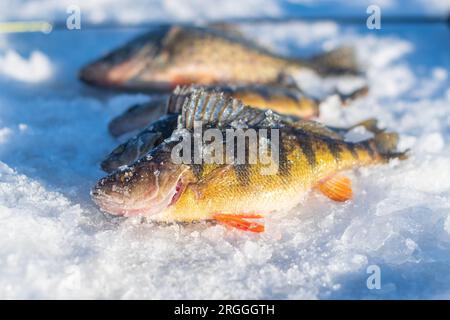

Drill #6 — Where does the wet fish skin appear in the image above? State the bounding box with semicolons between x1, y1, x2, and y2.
108;85;319;139
93;141;193;217
80;25;361;92
107;83;369;140
102;86;309;173
79;25;171;90
92;89;406;230
162;129;402;223
92;123;404;223
103;86;373;173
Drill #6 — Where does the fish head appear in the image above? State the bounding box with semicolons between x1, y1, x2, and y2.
92;141;195;217
79;26;173;90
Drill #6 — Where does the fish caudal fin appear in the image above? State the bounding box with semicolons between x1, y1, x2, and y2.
336;85;369;105
374;132;399;154
374;132;409;160
308;46;362;76
350;118;383;134
316;174;353;202
213;214;265;233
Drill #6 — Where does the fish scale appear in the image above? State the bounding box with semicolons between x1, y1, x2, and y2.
164;129;389;221
92;89;406;232
80;25;362;92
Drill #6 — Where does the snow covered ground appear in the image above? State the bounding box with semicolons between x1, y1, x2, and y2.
0;1;450;299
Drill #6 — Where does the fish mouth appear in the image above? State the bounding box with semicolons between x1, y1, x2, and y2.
79;59;142;88
79;41;153;89
79;60;176;92
91;176;186;217
79;27;174;91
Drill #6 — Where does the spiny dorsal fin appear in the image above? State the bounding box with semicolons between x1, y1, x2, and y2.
166;85;191;114
177;86;269;130
171;87;349;137
171;87;381;144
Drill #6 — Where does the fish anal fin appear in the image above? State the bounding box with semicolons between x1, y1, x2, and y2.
213;213;265;233
316;174;352;202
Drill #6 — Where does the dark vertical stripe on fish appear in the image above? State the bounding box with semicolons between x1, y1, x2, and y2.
347;143;359;160
361;141;375;159
277;142;291;177
296;132;316;168
325;139;342;162
233;135;251;186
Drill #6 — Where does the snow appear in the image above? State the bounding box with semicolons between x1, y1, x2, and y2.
0;0;448;25
0;50;53;82
0;1;450;299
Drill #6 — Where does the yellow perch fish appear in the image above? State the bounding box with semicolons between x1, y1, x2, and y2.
91;89;406;233
103;85;375;173
109;84;321;138
80;25;361;92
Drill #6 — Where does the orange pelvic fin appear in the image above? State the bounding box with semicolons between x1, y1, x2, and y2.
213;214;265;233
316;174;353;202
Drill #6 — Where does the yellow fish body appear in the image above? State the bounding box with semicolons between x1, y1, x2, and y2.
162;128;401;229
92;89;405;233
80;25;361;92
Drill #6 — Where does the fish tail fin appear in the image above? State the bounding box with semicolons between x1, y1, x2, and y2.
350;118;383;134
373;132;409;160
336;85;369;105
308;46;362;76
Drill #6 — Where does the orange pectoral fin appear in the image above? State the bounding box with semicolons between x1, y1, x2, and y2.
213;214;265;233
316;174;353;202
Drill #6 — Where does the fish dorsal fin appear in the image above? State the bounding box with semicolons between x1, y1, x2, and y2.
170;86;359;142
166;85;191;114
177;86;269;130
